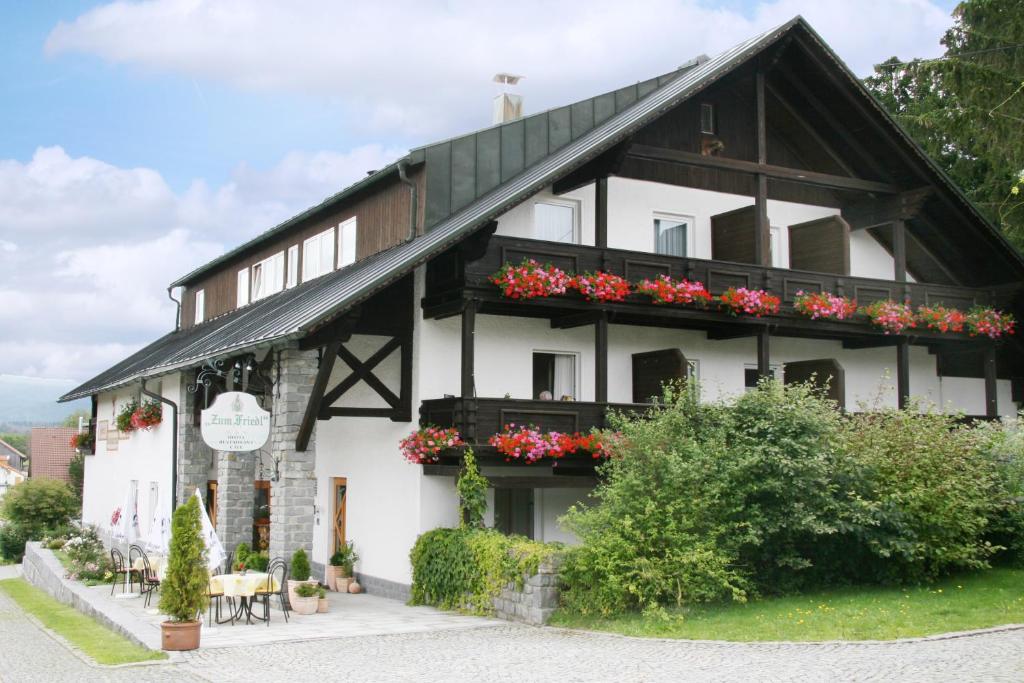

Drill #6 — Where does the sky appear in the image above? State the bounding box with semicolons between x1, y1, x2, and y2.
0;0;960;392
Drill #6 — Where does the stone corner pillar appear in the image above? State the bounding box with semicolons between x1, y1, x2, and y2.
177;369;212;507
268;344;319;562
216;451;256;552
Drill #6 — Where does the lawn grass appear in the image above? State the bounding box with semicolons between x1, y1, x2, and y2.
550;568;1024;641
0;578;166;664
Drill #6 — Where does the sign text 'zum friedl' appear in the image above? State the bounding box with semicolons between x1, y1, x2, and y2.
200;391;270;452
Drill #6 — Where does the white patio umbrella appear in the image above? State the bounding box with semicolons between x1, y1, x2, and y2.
194;488;226;572
144;489;171;555
115;483;141;543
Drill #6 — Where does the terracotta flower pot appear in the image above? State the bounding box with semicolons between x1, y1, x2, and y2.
291;595;318;615
317;597;329;613
348;580;363;594
335;576;353;593
161;620;201;651
325;565;349;591
287;579;317;606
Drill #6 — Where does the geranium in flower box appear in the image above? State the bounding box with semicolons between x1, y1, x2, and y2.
635;275;712;306
488;259;571;300
915;305;966;333
570;271;631;303
862;300;915;334
718;287;781;317
400;426;464;464
130;400;163;431
488;424;612;463
793;291;857;320
965;307;1016;339
70;431;95;453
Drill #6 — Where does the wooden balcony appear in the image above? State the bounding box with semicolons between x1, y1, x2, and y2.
424;235;1015;346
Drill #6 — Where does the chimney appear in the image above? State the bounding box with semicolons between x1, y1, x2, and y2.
492;73;524;124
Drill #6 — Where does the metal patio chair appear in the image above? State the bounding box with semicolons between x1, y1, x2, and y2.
254;558;290;625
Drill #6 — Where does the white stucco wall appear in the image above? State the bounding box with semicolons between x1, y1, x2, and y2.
82;375;179;540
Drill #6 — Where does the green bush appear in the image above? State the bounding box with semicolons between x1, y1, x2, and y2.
233;542;251;571
329;542;359;573
291;548;311;581
973;414;1024;564
245;551;269;572
0;524;29;562
457;448;487;528
409;527;559;614
1;479;79;541
159;496;209;623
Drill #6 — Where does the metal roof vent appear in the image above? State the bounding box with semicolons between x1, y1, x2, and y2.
492;73;524;124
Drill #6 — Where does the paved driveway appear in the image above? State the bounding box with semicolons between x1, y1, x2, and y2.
2;574;1023;682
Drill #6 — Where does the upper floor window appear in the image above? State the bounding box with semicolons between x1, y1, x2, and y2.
700;103;716;134
237;268;250;307
533;200;578;244
337;217;357;268
194;289;205;324
251;251;285;302
286;245;299;288
653;213;694;257
302;227;335;283
532;351;578;401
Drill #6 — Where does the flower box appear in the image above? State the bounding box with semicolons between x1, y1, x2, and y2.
400;426;464;464
635;275;712;306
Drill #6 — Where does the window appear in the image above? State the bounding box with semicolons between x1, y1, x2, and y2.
744;364;783;391
770;226;784;268
533;201;578;244
251;251;285;301
302;227;335;282
700;103;716;134
286;245;299;288
532;352;578;400
194;289;205;324
237;269;250;307
337;218;357;268
653;213;693;257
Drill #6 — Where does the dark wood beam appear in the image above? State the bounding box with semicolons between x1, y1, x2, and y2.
984;346;998;418
842;188;931;231
842;337;900;350
552;139;632;195
595;313;608;403
459;221;498;262
595;176;608;249
551;311;605;330
299;309;360;351
461;300;478;398
707;328;760;341
323;337;403;408
398;331;413;423
896;340;911;409
767;82;857;177
757;329;771;379
321;407;398;419
297;340;341;452
421;466;598;488
893;219;908;287
627;145;900;194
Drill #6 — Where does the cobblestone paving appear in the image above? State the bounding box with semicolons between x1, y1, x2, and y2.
3;578;1024;682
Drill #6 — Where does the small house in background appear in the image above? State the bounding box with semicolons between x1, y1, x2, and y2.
0;455;26;502
29;427;77;483
0;437;27;472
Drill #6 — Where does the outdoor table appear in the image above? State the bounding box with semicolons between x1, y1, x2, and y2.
210;572;280;625
131;554;167;582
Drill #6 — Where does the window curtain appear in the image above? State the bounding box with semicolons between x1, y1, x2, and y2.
534;203;576;243
655;218;688;257
552;354;575;400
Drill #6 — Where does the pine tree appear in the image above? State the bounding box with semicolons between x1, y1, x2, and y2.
159;496;209;622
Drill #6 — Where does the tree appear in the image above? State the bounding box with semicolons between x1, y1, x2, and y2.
159;495;209;622
0;478;78;540
0;433;28;456
865;0;1024;248
68;452;85;505
61;410;91;429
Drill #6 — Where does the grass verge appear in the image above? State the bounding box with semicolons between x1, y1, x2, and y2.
0;578;166;664
550;568;1024;641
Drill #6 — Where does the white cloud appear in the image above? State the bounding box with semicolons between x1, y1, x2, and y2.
0;143;402;381
45;0;953;137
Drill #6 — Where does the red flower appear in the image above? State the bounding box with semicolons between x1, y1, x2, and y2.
718;287;781;317
570;271;631;303
793;291;857;320
488;259;571;300
965;307;1016;339
636;275;712;306
915;305;966;334
862;300;916;335
400;426;464;464
488;424;611;463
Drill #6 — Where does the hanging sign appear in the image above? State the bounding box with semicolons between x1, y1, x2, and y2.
200;391;270;452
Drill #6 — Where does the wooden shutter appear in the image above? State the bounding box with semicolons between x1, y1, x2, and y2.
711;206;756;263
788;216;850;274
632;349;687;403
784;359;845;409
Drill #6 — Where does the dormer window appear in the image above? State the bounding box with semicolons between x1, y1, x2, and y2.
194;289;205;324
337;217;357;268
287;245;298;288
302;227;335;282
700;103;715;135
251;251;285;301
237;268;250;307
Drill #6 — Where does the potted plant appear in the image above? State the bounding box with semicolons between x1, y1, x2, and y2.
287;548;316;605
326;542;358;592
158;496;209;651
317;586;329;613
291;582;319;615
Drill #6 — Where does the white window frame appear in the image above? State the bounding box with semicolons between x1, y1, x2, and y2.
286;245;299;288
251;251;285;302
237;268;250;307
302;227;335;283
337;217;357;268
770;225;784;268
700;103;716;134
194;289;205;325
532;198;580;244
652;211;697;258
532;349;581;401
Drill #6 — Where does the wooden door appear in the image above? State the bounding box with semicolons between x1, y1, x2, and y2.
206;481;218;528
494;488;534;539
252;480;271;551
332;477;348;552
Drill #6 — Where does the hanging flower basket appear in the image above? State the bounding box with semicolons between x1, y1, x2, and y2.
130;400;163;431
115;399;139;434
488;259;571;300
915;305;966;333
965;307;1017;339
635;275;712;306
718;287;781;317
793;291;857;320
862;300;916;334
488;424;611;463
70;431;95;453
400;426;464;464
570;271;631;303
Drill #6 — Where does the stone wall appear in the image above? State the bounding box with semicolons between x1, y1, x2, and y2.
492;555;562;626
269;343;319;562
216;451;255;552
177;369;212;506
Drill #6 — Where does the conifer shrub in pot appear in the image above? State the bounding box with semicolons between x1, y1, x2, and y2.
287;548;316;605
159;496;209;651
291;581;320;615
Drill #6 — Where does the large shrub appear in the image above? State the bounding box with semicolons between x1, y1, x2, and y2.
1;478;78;541
972;414;1024;564
159;496;209;623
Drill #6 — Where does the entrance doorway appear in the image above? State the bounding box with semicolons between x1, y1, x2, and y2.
253;480;271;551
332;477;348;551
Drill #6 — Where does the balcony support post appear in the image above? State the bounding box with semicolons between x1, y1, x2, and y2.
896;340;911;410
754;68;770;267
461;300;478;399
595;312;608;402
756;328;771;380
984;345;998;418
893;219;907;298
595;176;608;249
